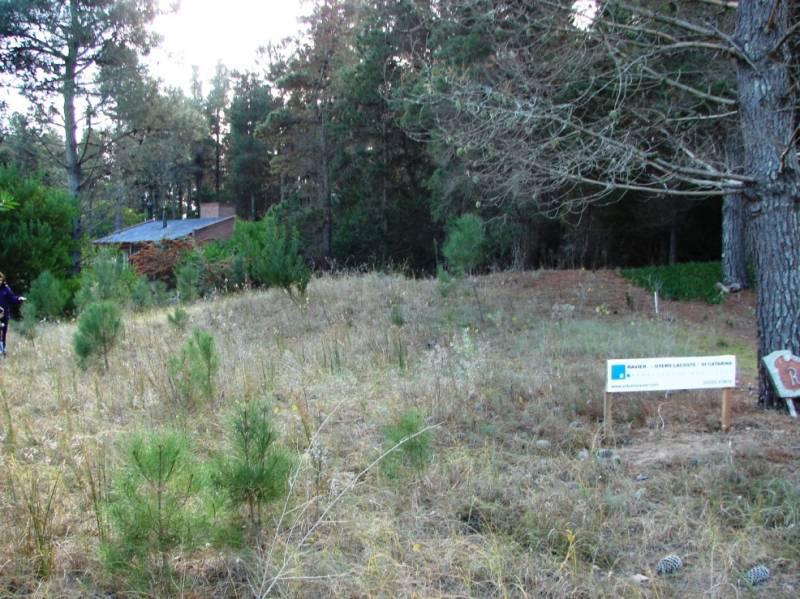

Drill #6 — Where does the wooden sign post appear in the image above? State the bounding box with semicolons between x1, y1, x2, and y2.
604;355;737;441
762;350;800;418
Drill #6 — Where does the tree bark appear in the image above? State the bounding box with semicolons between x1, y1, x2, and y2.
65;0;82;274
319;107;332;260
381;117;389;264
735;0;800;408
722;132;749;288
722;192;748;288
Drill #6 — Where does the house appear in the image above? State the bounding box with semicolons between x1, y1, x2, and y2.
94;203;236;256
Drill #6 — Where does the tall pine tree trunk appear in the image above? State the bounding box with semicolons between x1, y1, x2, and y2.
722;132;749;289
320;109;332;260
735;0;800;408
65;0;82;274
722;192;748;289
381;117;389;264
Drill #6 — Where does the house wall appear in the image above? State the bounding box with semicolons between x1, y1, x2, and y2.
193;218;235;244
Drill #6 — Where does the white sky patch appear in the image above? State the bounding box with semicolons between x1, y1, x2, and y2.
1;0;310;113
572;0;599;30
148;0;310;92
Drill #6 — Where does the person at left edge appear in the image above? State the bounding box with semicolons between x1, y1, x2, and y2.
0;271;26;355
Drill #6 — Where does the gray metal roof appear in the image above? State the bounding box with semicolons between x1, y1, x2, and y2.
94;217;233;244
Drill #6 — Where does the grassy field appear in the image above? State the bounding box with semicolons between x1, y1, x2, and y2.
0;271;797;597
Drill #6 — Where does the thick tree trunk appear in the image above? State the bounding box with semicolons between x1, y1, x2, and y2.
722;133;749;288
65;0;82;274
735;0;800;408
722;192;749;288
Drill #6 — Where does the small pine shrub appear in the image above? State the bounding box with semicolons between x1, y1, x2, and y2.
101;431;205;584
210;400;294;529
621;261;723;304
175;262;200;304
389;302;405;326
381;408;433;479
436;265;457;297
127;278;169;311
75;249;137;311
167;328;219;407
166;306;190;331
18;300;38;341
73;301;123;371
233;211;311;300
26;270;69;320
443;214;485;276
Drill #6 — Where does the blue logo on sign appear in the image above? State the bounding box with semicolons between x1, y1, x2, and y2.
611;365;627;380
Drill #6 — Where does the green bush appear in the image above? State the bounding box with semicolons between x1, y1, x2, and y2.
621;261;723;304
75;249;137;311
166;306;190;331
167;328;219;407
26;270;70;320
101;431;206;585
381;408;433;479
18;300;39;341
129;279;169;312
443;213;485;276
231;211;310;299
210;400;294;530
0;166;77;289
175;261;200;304
73;301;123;371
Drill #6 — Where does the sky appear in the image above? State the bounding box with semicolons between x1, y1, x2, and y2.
1;0;309;112
148;0;310;92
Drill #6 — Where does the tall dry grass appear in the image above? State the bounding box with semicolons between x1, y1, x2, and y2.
0;270;797;597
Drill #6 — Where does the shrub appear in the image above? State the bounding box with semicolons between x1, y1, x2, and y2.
73;301;123;371
175;261;200;304
75;249;137;311
231;211;310;299
621;261;723;304
101;431;205;585
166;306;189;331
128;240;192;287
26;270;69;320
443;213;485;276
129;278;169;311
18;300;39;341
381;408;433;479
0;166;77;289
181;251;238;297
210;400;294;529
167;328;219;407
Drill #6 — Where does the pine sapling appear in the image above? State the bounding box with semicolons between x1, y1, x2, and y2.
167;328;219;407
73;301;123;371
102;431;205;584
211;399;294;531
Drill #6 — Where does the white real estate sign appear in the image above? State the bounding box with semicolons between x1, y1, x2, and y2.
606;355;736;393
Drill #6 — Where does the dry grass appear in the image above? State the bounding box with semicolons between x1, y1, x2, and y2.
0;270;798;597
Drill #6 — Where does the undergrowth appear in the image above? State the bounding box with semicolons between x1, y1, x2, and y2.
621;261;723;304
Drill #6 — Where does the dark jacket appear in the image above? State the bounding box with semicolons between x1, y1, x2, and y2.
0;283;22;322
